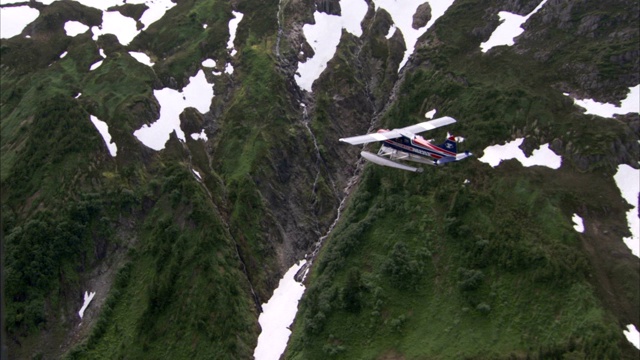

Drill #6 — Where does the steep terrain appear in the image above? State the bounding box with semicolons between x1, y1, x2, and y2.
0;0;638;359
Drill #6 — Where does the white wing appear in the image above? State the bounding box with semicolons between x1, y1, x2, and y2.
339;130;402;145
339;116;457;145
399;116;456;134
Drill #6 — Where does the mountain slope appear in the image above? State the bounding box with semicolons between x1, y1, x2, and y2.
1;0;638;359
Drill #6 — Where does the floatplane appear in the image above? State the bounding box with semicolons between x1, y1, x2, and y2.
339;116;472;173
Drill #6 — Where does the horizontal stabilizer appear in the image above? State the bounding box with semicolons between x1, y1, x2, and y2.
435;152;473;165
361;151;423;172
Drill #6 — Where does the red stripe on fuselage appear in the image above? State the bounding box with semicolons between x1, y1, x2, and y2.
384;139;450;159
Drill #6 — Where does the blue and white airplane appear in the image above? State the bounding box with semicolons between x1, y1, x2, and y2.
339;117;472;173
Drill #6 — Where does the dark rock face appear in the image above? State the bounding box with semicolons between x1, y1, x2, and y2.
411;2;431;30
412;2;431;29
315;0;340;15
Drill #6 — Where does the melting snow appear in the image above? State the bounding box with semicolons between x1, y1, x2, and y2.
566;85;640;118
295;0;368;92
227;11;244;57
78;291;96;319
202;58;217;67
624;324;640;350
224;63;234;75
385;24;397;39
136;0;175;30
478;138;561;169
481;0;548;52
613;164;639;257
340;0;368;37
254;261;307;360
89;60;104;71
425;109;437;119
572;214;584;233
60;51;68;58
190;130;208;141
129;51;154;66
90;115;117;156
64;20;89;36
374;0;456;71
92;11;138;45
0;6;39;39
133;70;213;151
295;12;342;92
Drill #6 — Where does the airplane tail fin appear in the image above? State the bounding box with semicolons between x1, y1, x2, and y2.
438;136;458;154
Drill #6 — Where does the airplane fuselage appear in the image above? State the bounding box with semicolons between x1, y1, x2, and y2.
383;136;454;160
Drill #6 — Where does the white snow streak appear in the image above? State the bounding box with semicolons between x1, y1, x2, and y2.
478;138;561;169
227;11;244;57
613;165;640;257
78;291;96;319
567;85;640;118
129;51;154;66
254;261;307;360
624;324;640;350
64;21;89;36
572;214;584;233
133;70;213;151
481;0;548;52
374;0;455;71
90;115;117;157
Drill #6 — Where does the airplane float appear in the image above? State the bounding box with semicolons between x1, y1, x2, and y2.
339;116;472;173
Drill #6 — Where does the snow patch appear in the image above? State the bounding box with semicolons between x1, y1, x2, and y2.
224;63;234;75
89;60;104;71
190;129;208;141
202;58;216;67
90;115;117;157
613;165;639;257
78;291;96;319
0;6;39;39
254;261;307;360
572;214;584;233
227;11;244;57
137;0;176;30
478;138;561;169
295;0;368;92
374;0;456;71
64;21;89;36
60;51;68;59
129;51;154;66
481;0;548;52
92;11;138;45
133;70;213;151
425;109;436;119
567;85;640;118
192;169;202;180
339;0;368;37
385;24;397;39
624;324;640;350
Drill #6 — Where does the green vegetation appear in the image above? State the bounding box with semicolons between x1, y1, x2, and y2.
286;0;638;356
68;164;257;359
1;0;637;358
287;161;624;359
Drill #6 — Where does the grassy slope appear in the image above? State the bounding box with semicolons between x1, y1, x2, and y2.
287;0;639;358
1;0;278;357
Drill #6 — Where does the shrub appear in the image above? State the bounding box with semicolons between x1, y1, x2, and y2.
383;242;424;289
